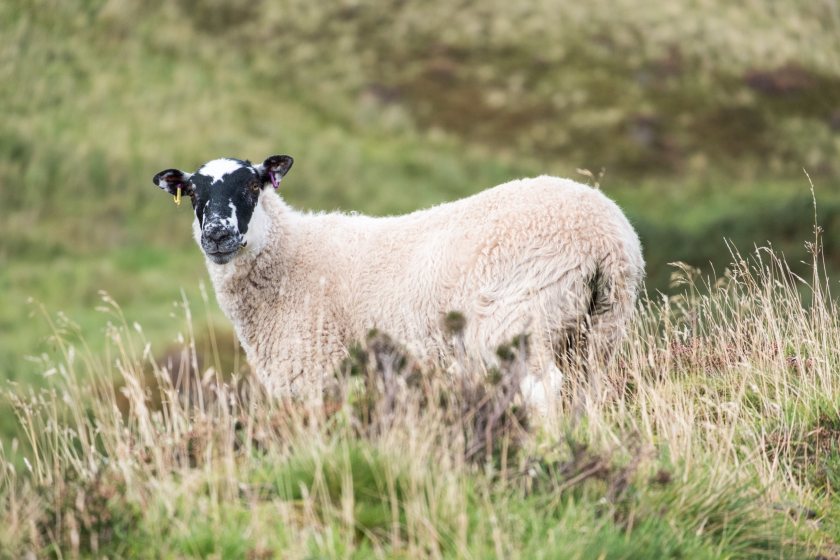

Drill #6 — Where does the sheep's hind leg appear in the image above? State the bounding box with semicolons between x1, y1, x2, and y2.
519;360;564;418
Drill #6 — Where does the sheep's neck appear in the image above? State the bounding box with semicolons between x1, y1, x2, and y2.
205;195;291;356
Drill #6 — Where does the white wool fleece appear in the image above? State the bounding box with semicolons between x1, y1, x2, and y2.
204;175;645;400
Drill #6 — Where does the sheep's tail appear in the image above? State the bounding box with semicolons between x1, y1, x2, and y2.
557;254;640;414
587;254;641;362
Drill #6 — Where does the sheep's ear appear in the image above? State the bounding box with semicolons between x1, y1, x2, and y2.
152;168;194;196
258;155;293;189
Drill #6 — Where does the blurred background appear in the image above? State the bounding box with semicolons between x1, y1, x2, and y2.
1;0;839;401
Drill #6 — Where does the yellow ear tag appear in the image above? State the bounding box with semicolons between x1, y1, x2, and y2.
173;186;182;206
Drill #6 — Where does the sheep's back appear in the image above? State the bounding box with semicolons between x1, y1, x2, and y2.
342;176;642;355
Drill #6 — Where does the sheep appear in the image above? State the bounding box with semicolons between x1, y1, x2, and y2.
152;155;644;409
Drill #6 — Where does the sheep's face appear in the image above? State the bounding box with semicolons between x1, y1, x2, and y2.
153;155;293;264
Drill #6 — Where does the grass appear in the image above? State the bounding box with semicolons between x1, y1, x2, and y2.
2;243;840;557
3;1;840;556
2;0;839;382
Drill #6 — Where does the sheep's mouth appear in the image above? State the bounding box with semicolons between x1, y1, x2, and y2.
201;232;246;265
205;247;240;264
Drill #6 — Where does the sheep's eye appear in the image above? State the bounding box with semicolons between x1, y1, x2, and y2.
249;182;261;193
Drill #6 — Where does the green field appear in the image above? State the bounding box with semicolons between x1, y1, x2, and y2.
2;0;840;557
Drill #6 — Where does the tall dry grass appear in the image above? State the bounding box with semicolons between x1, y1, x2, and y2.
1;232;839;556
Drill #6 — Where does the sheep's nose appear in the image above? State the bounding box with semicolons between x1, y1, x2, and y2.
205;225;233;244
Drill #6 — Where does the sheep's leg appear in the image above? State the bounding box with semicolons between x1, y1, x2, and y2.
519;360;564;417
518;308;620;420
468;291;584;416
251;315;347;400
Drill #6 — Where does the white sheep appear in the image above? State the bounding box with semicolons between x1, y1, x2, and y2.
153;156;644;408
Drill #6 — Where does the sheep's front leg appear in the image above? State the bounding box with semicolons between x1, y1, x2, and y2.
251;317;347;400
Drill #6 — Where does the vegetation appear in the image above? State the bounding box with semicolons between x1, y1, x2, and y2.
2;0;839;378
3;246;840;557
2;0;840;556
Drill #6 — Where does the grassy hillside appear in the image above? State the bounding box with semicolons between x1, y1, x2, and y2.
2;1;840;555
3;249;840;557
2;0;839;381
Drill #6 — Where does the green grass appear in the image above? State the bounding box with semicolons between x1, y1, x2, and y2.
3;0;839;384
2;248;838;557
2;1;840;556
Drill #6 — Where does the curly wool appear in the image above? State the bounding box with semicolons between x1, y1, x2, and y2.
203;175;644;400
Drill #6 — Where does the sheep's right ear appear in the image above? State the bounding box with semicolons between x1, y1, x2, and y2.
152;168;194;196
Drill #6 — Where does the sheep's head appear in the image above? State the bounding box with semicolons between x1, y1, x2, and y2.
153;155;293;264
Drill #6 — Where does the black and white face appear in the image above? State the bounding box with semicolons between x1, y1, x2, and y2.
153;155;293;264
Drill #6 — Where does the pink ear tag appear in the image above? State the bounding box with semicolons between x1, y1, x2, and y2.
270;173;281;189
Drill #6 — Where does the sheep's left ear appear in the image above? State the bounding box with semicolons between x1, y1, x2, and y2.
258;155;294;189
152;168;194;196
